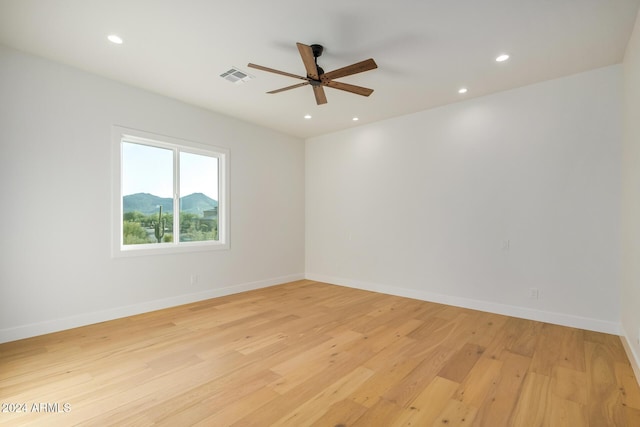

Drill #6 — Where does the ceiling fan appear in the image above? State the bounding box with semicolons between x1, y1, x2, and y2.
248;42;377;105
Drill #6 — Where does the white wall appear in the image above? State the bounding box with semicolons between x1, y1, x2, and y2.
306;65;622;333
621;10;640;381
0;45;305;342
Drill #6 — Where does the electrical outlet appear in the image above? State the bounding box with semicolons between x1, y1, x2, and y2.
190;274;198;285
528;288;539;299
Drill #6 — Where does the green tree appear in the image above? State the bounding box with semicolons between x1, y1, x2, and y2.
123;211;146;223
163;213;174;232
123;221;151;245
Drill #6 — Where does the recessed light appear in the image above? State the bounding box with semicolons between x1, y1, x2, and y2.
352;117;359;121
496;54;510;62
304;114;312;119
107;34;123;44
458;88;468;94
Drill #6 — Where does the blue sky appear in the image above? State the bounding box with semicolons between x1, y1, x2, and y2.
122;142;219;200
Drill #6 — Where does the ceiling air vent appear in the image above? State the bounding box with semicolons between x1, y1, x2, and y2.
220;67;253;84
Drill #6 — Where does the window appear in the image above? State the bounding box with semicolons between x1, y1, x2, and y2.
112;126;229;256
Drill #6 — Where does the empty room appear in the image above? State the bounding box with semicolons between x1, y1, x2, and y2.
2;0;640;425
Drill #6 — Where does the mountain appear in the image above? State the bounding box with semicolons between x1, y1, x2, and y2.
123;193;172;215
180;193;218;214
123;192;217;215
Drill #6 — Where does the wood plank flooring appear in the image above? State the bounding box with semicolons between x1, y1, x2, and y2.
1;280;639;426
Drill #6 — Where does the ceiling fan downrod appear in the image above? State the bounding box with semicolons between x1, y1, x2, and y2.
310;44;324;77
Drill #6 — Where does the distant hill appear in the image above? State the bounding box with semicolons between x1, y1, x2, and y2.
123;193;172;215
179;193;218;214
123;192;217;215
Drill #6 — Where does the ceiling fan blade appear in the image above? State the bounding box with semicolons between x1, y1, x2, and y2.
324;81;374;97
267;82;309;94
296;43;320;80
313;85;328;105
322;58;378;81
247;63;308;81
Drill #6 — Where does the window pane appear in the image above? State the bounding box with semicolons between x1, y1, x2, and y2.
122;142;174;245
179;151;219;242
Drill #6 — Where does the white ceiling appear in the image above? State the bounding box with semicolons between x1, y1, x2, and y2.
1;0;638;139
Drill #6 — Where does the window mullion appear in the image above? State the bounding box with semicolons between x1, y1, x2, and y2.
174;148;180;245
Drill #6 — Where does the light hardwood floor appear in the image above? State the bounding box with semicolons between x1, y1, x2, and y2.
1;280;639;426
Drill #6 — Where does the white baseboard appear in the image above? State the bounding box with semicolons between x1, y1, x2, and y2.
2;272;625;349
621;325;640;388
0;273;304;344
305;273;621;335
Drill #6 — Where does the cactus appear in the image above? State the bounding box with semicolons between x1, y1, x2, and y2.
153;205;165;243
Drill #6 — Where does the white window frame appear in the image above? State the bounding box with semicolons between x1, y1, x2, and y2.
111;126;229;257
